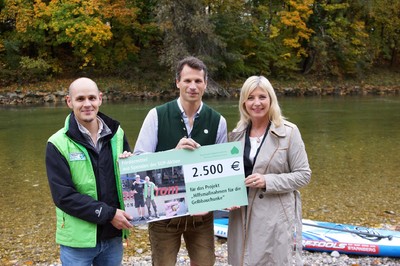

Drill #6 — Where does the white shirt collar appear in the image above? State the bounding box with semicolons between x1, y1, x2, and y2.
177;97;203;117
76;117;104;136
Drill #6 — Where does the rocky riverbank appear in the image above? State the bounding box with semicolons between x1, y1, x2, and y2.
0;84;399;105
126;224;400;266
38;225;400;266
120;240;400;266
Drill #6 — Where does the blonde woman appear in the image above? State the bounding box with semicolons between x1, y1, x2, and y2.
227;76;311;266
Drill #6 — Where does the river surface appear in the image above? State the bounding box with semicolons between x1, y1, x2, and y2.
0;96;399;264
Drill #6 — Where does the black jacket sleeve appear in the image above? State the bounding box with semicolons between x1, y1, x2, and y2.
123;134;131;153
45;142;116;224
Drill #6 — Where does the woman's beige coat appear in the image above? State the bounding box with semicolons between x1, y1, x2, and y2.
227;120;311;266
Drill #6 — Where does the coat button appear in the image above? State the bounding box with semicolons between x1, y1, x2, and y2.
259;194;264;199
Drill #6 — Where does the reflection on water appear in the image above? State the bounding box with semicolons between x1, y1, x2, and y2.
280;97;400;227
0;96;399;264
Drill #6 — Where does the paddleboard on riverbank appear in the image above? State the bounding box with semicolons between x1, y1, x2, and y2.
213;212;400;258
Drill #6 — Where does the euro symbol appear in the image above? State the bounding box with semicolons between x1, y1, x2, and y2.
231;161;240;171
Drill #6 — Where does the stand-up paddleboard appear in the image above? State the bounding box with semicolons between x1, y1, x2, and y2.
214;217;229;238
213;212;400;258
302;219;400;257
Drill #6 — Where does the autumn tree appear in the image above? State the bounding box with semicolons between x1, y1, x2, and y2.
156;0;225;74
265;0;314;77
122;0;165;85
304;0;370;77
210;0;314;79
206;0;250;82
34;0;141;70
365;0;400;67
0;0;399;86
0;0;146;83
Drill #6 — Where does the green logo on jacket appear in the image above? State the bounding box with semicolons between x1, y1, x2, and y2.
69;152;86;161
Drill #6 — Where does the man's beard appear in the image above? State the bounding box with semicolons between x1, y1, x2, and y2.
82;117;95;123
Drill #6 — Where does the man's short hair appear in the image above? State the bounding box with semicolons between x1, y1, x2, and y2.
175;56;208;81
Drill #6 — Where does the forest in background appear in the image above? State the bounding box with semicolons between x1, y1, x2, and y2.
0;0;399;91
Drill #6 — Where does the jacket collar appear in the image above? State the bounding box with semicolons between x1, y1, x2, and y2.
64;112;120;147
230;120;287;140
269;121;286;138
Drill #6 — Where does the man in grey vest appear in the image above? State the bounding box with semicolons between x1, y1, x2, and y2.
134;56;227;266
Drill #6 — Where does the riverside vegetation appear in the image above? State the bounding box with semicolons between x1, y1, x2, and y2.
0;69;399;105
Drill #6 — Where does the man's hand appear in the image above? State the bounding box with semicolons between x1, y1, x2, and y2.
176;137;200;150
191;211;209;216
111;209;133;230
119;151;133;159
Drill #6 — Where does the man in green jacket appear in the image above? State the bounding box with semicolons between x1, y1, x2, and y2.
45;77;133;265
144;175;159;218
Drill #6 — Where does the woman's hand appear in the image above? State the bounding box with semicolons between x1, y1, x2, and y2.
226;206;241;211
245;173;266;188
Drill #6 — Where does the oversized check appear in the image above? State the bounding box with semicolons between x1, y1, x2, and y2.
118;142;247;224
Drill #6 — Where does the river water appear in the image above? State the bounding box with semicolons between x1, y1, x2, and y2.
0;96;399;264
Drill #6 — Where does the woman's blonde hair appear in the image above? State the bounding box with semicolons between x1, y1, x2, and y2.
236;76;284;129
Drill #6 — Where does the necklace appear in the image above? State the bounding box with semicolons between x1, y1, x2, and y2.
252;128;266;143
250;122;271;144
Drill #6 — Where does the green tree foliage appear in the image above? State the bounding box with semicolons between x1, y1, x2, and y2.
0;0;398;86
365;0;400;66
268;0;314;77
122;0;165;86
209;0;314;79
304;0;370;77
207;0;249;82
34;0;142;69
0;0;56;83
156;0;225;73
0;0;148;83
